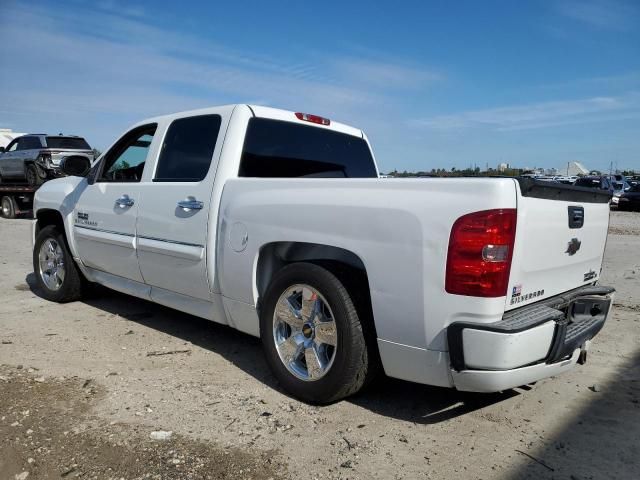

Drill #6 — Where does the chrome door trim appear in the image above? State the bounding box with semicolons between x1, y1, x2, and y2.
137;236;204;261
74;224;136;248
136;235;204;248
74;224;135;237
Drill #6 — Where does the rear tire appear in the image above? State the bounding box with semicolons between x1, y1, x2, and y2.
260;262;372;404
1;196;16;219
33;225;85;302
26;164;42;186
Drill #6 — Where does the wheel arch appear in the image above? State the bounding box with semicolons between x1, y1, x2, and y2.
35;208;65;235
255;241;380;359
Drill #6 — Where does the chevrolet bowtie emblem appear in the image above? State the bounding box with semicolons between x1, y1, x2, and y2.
566;238;581;256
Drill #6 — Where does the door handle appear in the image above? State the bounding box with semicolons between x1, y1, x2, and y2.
177;199;204;211
115;195;134;208
178;197;204;212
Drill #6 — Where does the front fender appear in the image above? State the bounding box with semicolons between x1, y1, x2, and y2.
34;176;86;258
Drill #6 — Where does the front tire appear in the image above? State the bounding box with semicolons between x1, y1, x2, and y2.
33;225;85;302
260;262;371;404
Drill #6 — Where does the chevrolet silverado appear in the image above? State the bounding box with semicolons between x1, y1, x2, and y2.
32;105;614;403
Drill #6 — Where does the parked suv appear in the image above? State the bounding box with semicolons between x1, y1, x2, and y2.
0;134;94;186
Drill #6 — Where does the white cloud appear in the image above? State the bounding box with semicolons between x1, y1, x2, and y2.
330;58;442;90
555;0;639;31
408;93;640;132
0;1;441;150
94;0;146;18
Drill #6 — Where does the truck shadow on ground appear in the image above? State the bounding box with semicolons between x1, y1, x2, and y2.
26;274;517;424
507;349;640;479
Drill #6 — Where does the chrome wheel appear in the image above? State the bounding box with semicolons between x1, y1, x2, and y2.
273;284;338;381
38;238;66;291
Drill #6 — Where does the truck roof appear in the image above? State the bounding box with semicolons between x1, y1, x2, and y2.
139;104;364;138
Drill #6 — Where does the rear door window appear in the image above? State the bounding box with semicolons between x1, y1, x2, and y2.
239;118;377;178
154;114;222;182
20;136;43;149
17;137;41;150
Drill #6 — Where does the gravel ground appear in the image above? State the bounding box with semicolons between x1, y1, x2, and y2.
608;209;640;235
1;211;639;480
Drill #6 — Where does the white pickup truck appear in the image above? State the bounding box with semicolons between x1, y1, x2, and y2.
32;104;614;403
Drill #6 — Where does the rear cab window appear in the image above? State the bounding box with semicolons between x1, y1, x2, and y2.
45;137;91;150
239;118;377;178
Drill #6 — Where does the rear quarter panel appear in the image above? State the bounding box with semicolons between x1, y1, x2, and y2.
217;177;518;352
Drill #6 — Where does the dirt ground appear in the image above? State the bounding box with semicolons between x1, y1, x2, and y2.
1;211;638;480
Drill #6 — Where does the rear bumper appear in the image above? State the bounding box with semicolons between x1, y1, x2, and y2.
452;348;582;392
448;285;614;392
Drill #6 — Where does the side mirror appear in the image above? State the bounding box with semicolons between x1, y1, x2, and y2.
0;147;5;153
60;155;91;177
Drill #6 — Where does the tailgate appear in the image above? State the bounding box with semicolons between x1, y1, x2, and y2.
506;178;611;310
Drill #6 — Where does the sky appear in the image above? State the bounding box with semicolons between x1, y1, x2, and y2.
0;0;639;173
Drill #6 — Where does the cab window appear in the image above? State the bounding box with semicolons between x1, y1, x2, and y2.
98;124;157;182
19;136;43;150
154;114;221;182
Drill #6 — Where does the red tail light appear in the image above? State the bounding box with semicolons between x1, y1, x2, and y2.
445;209;517;297
295;112;330;126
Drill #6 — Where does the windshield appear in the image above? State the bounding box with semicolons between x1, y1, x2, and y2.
45;137;91;150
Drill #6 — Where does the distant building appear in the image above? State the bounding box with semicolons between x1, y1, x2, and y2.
559;161;589;176
0;129;26;148
497;162;509;172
